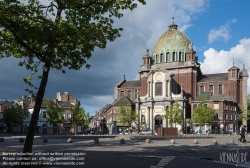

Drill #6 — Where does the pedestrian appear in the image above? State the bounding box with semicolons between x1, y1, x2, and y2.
238;124;243;141
239;125;246;142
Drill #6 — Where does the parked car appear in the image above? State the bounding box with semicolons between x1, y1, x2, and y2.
90;129;101;135
139;129;154;135
82;130;88;135
119;130;130;135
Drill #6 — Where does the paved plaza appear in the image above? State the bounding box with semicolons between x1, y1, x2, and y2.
0;134;250;168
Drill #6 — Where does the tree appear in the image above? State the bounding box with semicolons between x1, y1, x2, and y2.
70;99;89;133
118;106;137;128
0;0;146;155
191;101;215;129
238;95;250;121
3;103;29;133
162;100;183;127
44;97;64;135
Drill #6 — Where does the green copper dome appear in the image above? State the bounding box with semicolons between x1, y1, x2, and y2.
152;24;192;63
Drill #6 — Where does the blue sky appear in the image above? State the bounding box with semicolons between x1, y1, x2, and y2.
0;0;250;116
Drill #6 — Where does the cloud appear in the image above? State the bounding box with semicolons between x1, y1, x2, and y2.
0;0;209;115
208;19;237;43
200;38;250;93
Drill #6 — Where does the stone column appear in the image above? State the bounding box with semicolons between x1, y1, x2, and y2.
150;107;153;130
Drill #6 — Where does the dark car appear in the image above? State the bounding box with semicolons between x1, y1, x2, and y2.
82;130;88;135
90;129;101;135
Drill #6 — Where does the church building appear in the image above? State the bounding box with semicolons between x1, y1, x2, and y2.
109;22;249;134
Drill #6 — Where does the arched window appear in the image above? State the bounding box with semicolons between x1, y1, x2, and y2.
179;52;182;61
160;53;163;63
155;115;162;126
166;52;169;62
155;55;158;63
172;52;175;61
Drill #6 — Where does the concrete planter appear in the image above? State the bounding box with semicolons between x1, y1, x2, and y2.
170;139;175;144
19;138;24;143
145;138;151;143
94;139;99;144
193;139;198;144
43;139;48;143
67;138;72;143
0;138;4;142
212;139;217;145
120;139;125;144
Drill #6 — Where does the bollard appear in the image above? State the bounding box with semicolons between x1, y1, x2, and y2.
146;138;151;143
193;139;198;144
43;139;48;143
170;139;175;144
94;139;99;144
120;139;125;144
67;138;72;143
212;139;217;145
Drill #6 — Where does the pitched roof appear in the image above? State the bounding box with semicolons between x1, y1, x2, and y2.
120;80;141;88
198;73;228;83
193;92;236;102
112;96;134;106
209;94;236;102
57;101;75;108
28;100;47;108
100;104;112;113
194;92;210;101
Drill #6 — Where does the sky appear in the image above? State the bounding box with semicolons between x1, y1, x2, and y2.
0;0;250;116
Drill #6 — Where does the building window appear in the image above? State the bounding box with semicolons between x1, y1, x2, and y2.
166;52;169;62
214;113;218;120
204;104;207;107
135;90;138;99
155;55;158;63
127;90;131;99
209;85;213;95
232;70;235;77
225;114;227;120
218;85;223;94
67;113;71;120
155;82;162;96
120;91;124;97
232;86;235;90
200;86;204;94
160;53;163;63
193;104;197;109
179;52;182;61
43;111;47;118
62;113;65;120
172;52;175;61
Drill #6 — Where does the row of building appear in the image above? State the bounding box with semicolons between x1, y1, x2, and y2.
0;92;88;135
93;22;249;134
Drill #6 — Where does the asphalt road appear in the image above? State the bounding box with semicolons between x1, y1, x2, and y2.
0;134;250;168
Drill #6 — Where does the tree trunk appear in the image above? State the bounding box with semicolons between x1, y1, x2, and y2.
21;62;50;167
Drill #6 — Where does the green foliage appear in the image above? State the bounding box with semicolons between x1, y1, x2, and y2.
191;101;215;126
238;95;250;121
118;106;137;127
44;97;64;126
0;0;146;92
0;0;145;153
162;100;183;127
3;103;29;127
